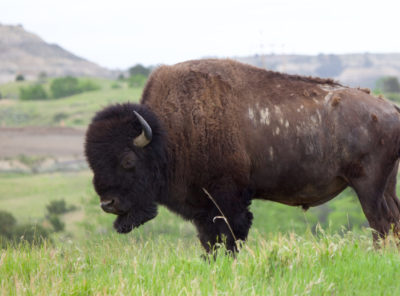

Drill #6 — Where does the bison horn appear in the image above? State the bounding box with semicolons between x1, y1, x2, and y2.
133;111;153;147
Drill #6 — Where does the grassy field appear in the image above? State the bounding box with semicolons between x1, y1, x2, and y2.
0;79;141;127
1;171;400;295
1;226;400;295
0;171;90;221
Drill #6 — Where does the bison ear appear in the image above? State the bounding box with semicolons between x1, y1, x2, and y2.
133;111;153;147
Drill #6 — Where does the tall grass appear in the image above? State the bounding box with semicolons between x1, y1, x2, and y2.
1;171;400;295
1;232;400;295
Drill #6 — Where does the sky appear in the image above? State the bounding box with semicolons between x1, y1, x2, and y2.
1;0;400;69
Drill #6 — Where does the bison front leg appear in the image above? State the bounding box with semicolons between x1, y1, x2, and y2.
193;186;253;254
194;210;253;253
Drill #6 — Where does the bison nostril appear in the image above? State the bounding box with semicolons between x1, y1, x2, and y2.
100;198;124;215
101;199;114;206
101;199;115;211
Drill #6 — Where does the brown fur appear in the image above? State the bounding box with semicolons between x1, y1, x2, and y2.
142;59;400;248
331;96;341;107
87;59;400;252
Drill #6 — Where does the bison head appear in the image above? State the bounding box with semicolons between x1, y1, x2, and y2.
85;103;168;233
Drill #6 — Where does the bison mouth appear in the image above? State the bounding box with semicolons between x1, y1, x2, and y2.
113;203;158;233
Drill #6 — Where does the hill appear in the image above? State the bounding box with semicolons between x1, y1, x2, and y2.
237;53;400;88
0;24;114;83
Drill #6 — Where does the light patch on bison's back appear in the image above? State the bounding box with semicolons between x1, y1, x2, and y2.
260;108;270;125
324;92;333;103
274;106;284;125
319;84;347;92
248;108;255;121
285;120;289;128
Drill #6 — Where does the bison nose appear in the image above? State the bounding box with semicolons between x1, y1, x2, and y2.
100;199;116;213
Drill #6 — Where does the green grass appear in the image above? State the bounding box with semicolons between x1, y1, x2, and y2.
0;171;90;222
0;171;399;294
0;77;119;99
0;80;33;99
1;232;400;295
0;79;140;127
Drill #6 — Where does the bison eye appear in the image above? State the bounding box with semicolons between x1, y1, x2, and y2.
121;153;136;170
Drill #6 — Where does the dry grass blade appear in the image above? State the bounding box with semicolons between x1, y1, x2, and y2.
0;252;6;267
202;188;238;244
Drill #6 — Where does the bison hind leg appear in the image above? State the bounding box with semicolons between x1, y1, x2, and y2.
351;161;400;245
383;161;400;241
384;193;400;241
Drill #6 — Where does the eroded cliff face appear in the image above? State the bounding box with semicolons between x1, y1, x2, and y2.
0;24;113;83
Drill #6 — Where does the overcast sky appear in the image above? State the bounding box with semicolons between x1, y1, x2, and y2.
1;0;399;69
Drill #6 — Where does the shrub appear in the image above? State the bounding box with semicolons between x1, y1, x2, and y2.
53;112;69;123
111;82;122;89
376;76;400;93
19;84;48;100
0;212;52;248
46;199;68;215
48;214;65;232
128;64;151;77
12;224;49;245
72;118;84;125
128;74;147;88
50;77;101;98
38;72;47;83
0;211;17;238
16;154;46;170
15;74;25;81
385;93;400;103
46;199;77;215
79;80;100;92
50;76;81;98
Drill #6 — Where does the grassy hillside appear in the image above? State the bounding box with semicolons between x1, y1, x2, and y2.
0;78;140;127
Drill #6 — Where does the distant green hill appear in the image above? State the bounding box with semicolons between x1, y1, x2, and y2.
0;78;141;127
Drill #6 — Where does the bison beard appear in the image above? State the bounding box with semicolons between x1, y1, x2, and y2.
114;202;158;233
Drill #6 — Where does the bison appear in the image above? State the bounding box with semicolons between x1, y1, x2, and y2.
85;59;400;252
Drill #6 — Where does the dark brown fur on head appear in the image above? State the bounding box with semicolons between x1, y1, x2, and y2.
85;103;168;233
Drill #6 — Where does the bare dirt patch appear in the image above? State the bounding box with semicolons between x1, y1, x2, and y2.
0;126;85;157
0;126;87;172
